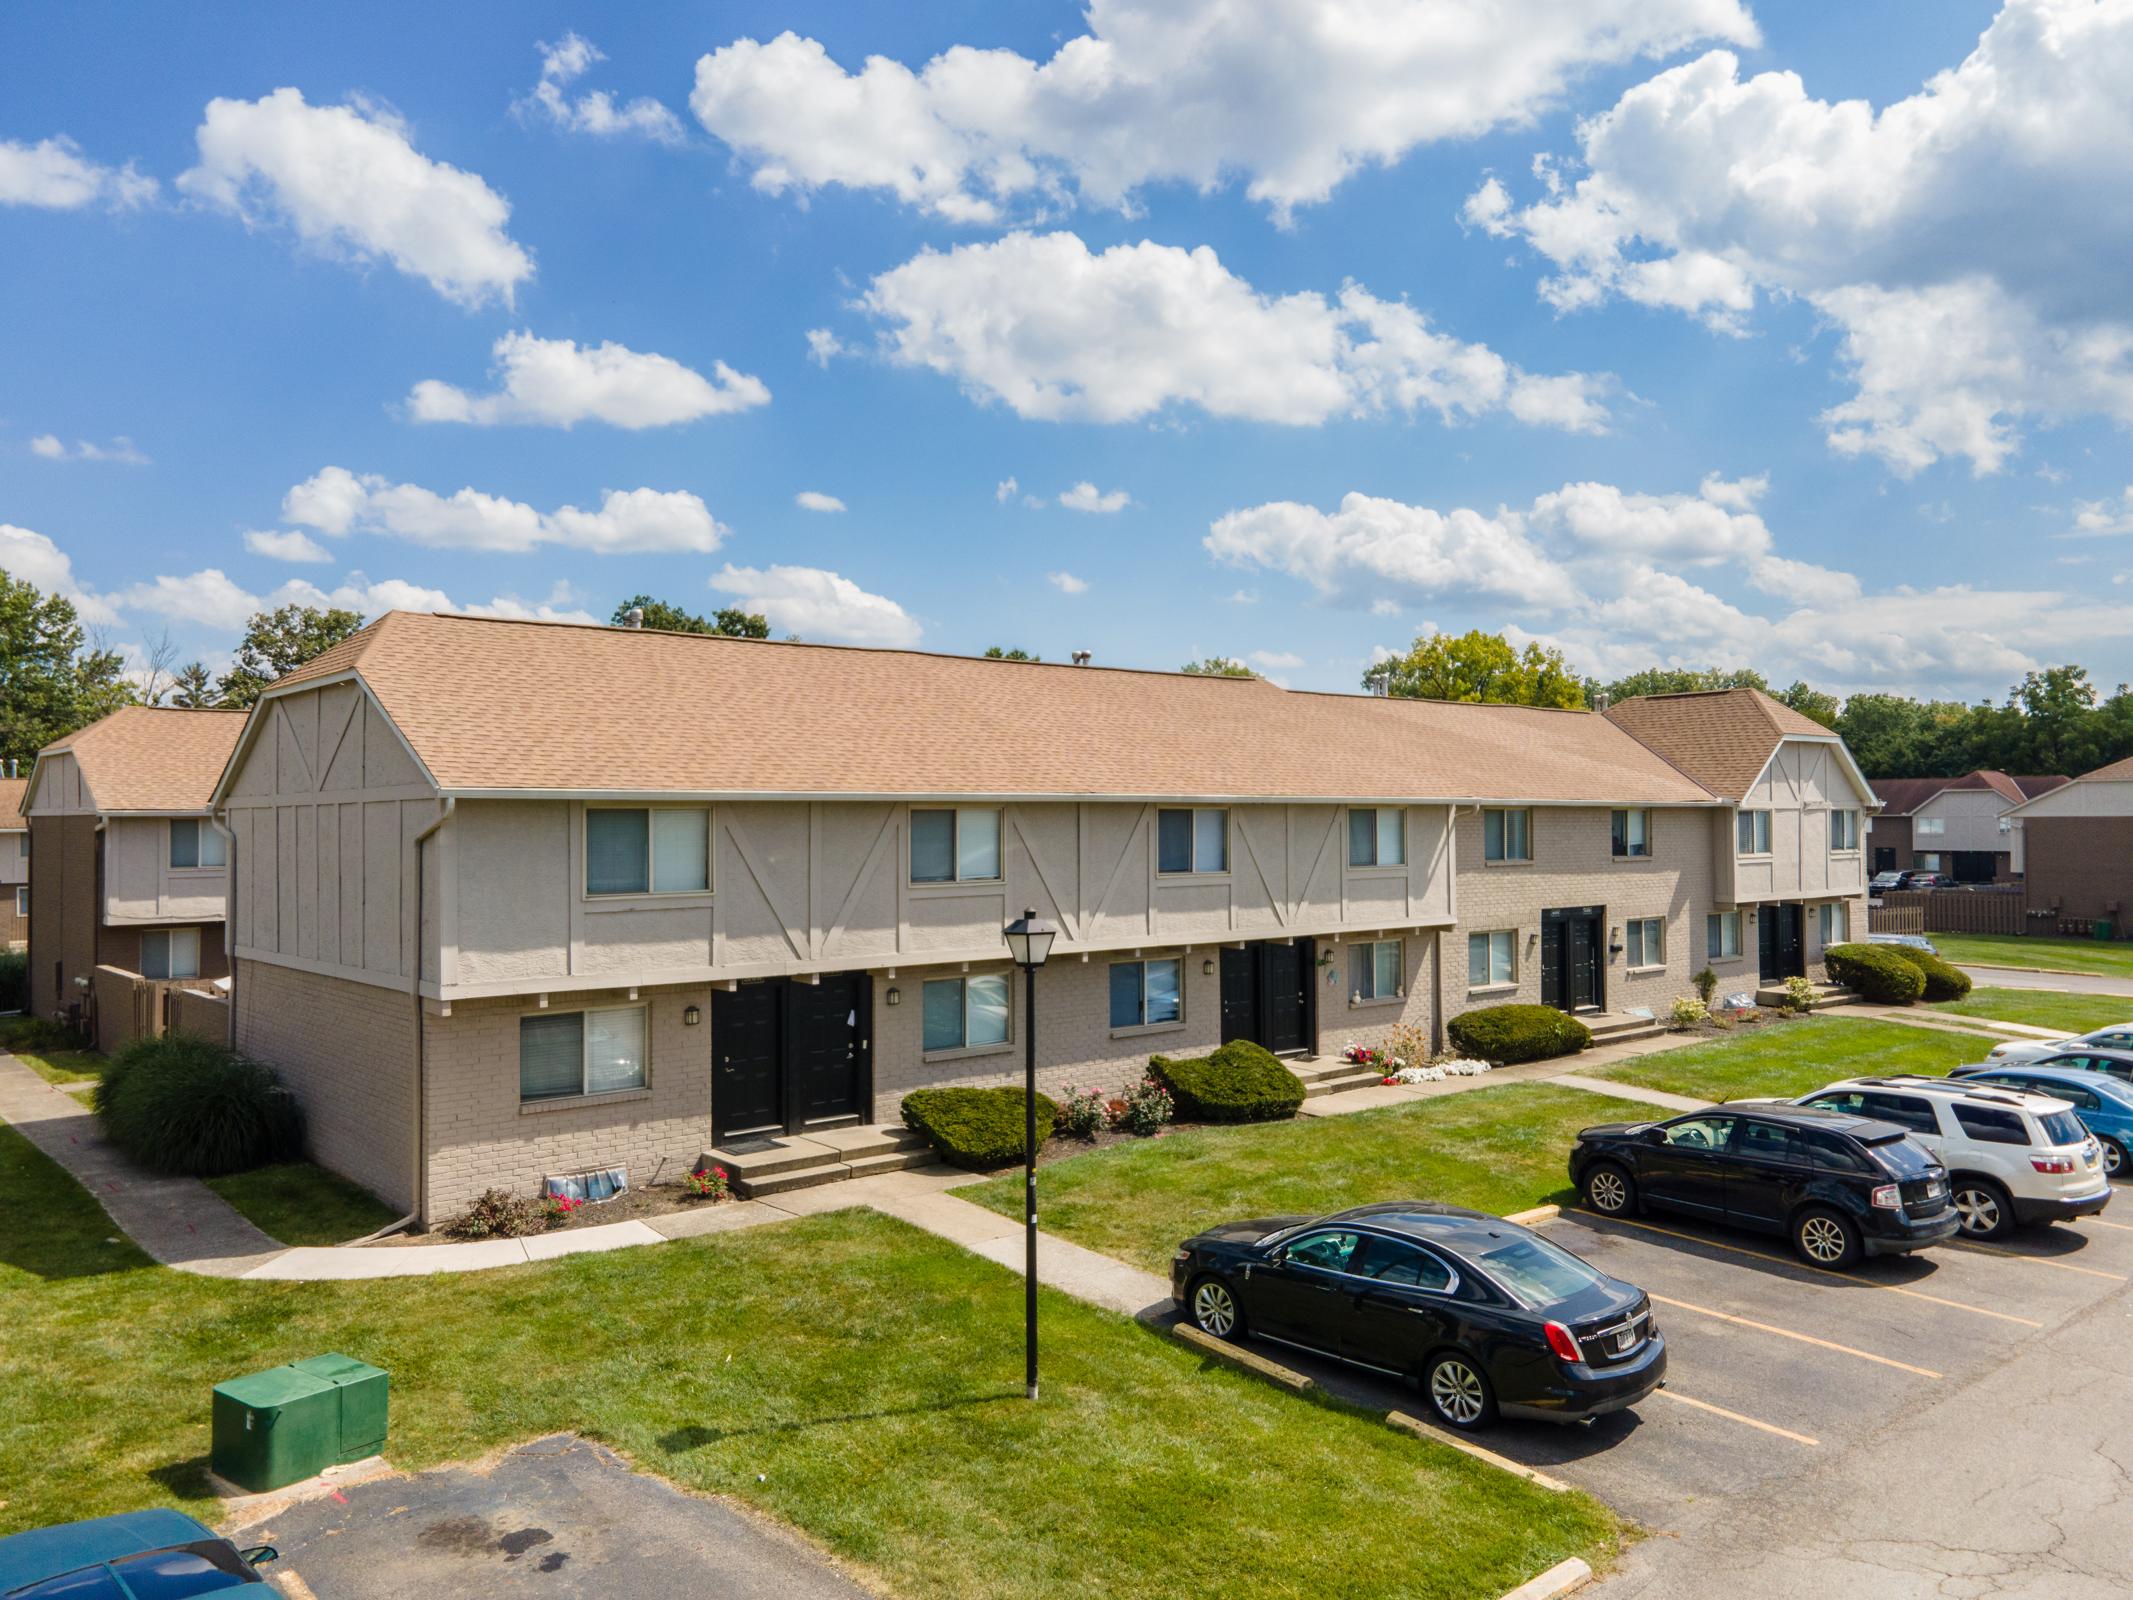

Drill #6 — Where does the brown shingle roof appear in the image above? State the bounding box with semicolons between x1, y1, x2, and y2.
1873;771;2073;813
1868;777;1950;817
33;705;248;813
0;777;24;826
267;611;1716;805
1602;687;1844;802
2069;754;2133;785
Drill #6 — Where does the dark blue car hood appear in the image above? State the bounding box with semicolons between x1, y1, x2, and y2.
0;1511;216;1591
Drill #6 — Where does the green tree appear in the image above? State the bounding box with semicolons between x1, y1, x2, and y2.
2011;665;2102;773
169;662;220;709
1374;629;1585;708
216;604;366;709
610;594;769;638
1774;680;1840;729
1595;665;1768;702
983;646;1041;662
1181;656;1256;678
0;570;134;758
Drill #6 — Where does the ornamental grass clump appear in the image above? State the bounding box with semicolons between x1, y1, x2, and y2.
94;1032;303;1177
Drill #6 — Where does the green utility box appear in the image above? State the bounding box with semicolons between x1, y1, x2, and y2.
210;1354;389;1492
2095;919;2116;942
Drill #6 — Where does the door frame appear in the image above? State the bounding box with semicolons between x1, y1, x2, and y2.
711;974;875;1144
1540;905;1606;1014
1220;937;1317;1056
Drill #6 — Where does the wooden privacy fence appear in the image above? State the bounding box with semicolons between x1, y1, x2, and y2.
1869;890;2029;938
89;965;220;1052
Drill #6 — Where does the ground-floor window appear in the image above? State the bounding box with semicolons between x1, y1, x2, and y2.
520;1004;648;1102
1467;930;1514;988
1625;917;1664;968
1109;958;1182;1029
1817;903;1848;946
13;886;24;918
1351;939;1403;1002
1916;853;1943;872
923;974;1011;1053
1706;911;1742;961
139;928;199;981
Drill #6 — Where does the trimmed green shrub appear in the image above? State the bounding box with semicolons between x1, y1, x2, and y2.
0;948;25;1012
1148;1040;1305;1123
1823;943;1926;1005
1881;945;1972;1001
901;1086;1059;1170
94;1033;304;1176
1446;1004;1593;1065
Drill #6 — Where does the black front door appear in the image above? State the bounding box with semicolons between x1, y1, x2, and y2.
1541;907;1604;1012
1873;846;1897;873
1757;904;1804;982
712;982;783;1143
1952;850;1997;883
713;975;871;1143
1220;940;1314;1055
787;972;868;1127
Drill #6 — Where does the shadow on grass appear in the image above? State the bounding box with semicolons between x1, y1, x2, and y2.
148;1456;214;1503
657;1391;1023;1451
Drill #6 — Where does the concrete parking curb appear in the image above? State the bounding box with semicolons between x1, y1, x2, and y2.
1168;1321;1316;1392
1961;960;2126;981
1385;1411;1576;1493
1504;1203;1562;1226
1495;1556;1593;1600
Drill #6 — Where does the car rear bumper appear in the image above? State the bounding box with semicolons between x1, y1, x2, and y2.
1499;1335;1668;1423
1863;1211;1961;1256
2013;1186;2112;1225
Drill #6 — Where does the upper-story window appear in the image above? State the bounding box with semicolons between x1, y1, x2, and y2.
910;807;1002;884
1611;809;1652;859
1829;809;1860;851
1158;808;1228;874
1736;809;1773;855
1347;808;1405;868
587;806;710;896
168;818;226;870
16;833;26;860
1482;807;1531;863
1915;817;1945;837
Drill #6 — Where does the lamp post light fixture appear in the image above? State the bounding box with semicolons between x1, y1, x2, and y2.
1002;907;1057;1400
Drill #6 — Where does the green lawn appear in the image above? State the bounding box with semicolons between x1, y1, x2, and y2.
1933;932;2133;979
202;1162;401;1247
965;1081;1633;1275
1933;987;2133;1034
0;1015;104;1085
1593;1015;1985;1102
0;1126;1620;1598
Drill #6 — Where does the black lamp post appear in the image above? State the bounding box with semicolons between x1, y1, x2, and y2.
1002;906;1057;1400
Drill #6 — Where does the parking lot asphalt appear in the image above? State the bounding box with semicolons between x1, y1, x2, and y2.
241;1435;870;1600
1237;1202;2133;1598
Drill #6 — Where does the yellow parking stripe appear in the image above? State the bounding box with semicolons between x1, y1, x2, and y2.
2079;1215;2133;1234
1565;1210;2045;1329
1644;1293;1942;1379
1650;1387;1819;1446
273;1574;320;1600
1948;1240;2128;1281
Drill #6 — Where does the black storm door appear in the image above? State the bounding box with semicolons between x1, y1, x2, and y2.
1220;947;1259;1045
1262;940;1311;1054
787;972;868;1127
712;981;783;1143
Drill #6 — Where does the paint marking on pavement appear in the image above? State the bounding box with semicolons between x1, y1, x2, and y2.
273;1572;319;1600
1644;1293;1942;1379
1948;1240;2128;1282
1563;1210;2045;1329
1650;1387;1818;1446
2078;1215;2133;1235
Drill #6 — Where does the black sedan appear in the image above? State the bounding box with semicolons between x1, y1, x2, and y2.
1170;1202;1665;1431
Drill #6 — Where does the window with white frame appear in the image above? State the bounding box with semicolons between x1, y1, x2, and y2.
139;928;200;981
519;1005;648;1102
16;833;26;860
1917;852;1944;871
1483;808;1532;863
1817;903;1849;946
168;818;226;870
14;886;26;918
922;974;1011;1053
1625;917;1664;968
1467;930;1514;988
1611;809;1651;859
1109;958;1183;1029
1158;808;1229;874
1347;808;1405;868
910;807;1002;884
1829;809;1860;851
1351;939;1404;1002
1735;809;1773;854
586;807;709;896
1706;911;1743;961
1915;816;1945;837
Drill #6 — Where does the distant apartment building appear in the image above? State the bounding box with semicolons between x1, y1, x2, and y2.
2005;756;2133;935
0;772;28;949
1867;771;2069;881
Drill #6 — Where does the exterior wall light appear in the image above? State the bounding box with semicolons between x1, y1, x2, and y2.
885;986;901;1006
1202;958;1215;976
683;1005;702;1026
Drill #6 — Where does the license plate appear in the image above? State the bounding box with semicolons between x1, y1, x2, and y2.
1926;1180;1946;1198
1613;1329;1637;1354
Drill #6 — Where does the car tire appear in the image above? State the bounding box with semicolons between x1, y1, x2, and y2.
2101;1138;2128;1181
1951;1177;2015;1239
1792;1206;1862;1269
1582;1160;1638;1218
1423;1351;1499;1433
1188;1275;1247;1341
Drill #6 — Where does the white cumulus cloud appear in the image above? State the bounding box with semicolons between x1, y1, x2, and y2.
243;529;334;564
112;569;263;631
281;466;724;554
794;490;846;513
1058;481;1130;514
178;88;533;309
273;572;599;625
0;136;155;210
27;434;149;464
407;331;768;428
518;33;686;145
1047;570;1088;595
710;564;920;646
0;524;120;624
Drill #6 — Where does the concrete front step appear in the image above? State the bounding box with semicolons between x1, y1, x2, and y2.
706;1124;932;1195
1754;983;1858;1011
737;1145;942;1198
1304;1069;1385;1098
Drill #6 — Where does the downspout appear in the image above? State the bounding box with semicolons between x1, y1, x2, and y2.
214;807;236;1050
406;797;455;1234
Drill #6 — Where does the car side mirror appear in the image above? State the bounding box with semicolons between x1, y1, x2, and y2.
1641;1126;1669;1146
239;1546;277;1568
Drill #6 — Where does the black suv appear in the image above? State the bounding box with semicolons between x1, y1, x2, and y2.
1569;1104;1958;1267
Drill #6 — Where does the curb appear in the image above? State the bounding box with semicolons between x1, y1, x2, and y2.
1504;1203;1562;1226
1386;1411;1576;1493
1497;1556;1594;1600
1961;961;2132;982
1168;1321;1315;1392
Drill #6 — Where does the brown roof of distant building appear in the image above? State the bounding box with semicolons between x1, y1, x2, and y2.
1601;687;1847;802
2067;753;2133;785
1868;777;1949;817
0;776;24;827
31;705;248;814
1872;771;2074;814
262;611;1718;806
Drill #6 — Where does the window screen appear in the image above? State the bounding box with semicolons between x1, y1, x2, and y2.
520;1012;586;1101
585;1008;647;1094
1197;808;1229;872
1376;808;1404;865
910;810;955;883
169;818;200;869
957;809;1002;880
1158;808;1194;873
586;809;651;894
650;809;709;893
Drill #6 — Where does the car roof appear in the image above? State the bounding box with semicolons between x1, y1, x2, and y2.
1720;1101;1907;1140
1321;1202;1515;1248
0;1510;216;1587
1822;1074;2066;1112
1964;1063;2133;1096
2042;1046;2133;1063
2077;1024;2133;1036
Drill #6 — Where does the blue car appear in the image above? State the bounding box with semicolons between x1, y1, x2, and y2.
0;1510;275;1598
1954;1063;2133;1180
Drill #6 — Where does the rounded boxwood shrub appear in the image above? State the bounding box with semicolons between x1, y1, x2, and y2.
1822;943;1926;1005
1882;944;1972;1001
1446;1004;1593;1065
94;1033;304;1176
900;1086;1059;1170
1148;1040;1306;1123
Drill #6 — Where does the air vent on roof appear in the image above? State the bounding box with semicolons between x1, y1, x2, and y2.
1593;691;1611;714
1071;650;1092;666
621;607;644;630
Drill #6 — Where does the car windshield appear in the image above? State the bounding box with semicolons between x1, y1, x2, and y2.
2037;1109;2089;1147
109;1543;252;1599
1473;1234;1605;1307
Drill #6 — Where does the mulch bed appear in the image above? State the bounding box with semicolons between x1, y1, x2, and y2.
380;1181;732;1246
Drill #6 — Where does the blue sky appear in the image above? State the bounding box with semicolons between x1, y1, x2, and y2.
4;0;2129;698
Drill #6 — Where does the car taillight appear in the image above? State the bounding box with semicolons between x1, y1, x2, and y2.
1543;1320;1582;1363
1870;1183;1902;1209
2032;1153;2077;1174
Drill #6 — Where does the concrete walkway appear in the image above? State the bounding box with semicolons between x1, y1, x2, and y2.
1547;1073;1708;1113
0;1054;283;1277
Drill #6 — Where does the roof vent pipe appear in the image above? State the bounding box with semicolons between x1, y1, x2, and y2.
1071;650;1092;666
1593;691;1611;714
622;607;644;630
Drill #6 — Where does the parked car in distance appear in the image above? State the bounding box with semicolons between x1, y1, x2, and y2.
1984;1023;2133;1065
2023;1047;2133;1086
1171;1201;1665;1432
0;1510;276;1598
1785;1076;2108;1237
1571;1104;1956;1267
1868;871;1907;895
1867;931;1941;954
1953;1064;2133;1177
1903;872;1948;890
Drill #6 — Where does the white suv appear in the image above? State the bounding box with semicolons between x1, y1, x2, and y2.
1782;1076;2110;1238
1984;1022;2133;1065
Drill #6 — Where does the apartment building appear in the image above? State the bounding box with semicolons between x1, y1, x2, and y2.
0;772;28;949
23;706;247;1039
1868;771;2068;880
2005;755;2133;934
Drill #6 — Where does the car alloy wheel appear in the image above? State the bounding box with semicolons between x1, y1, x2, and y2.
1428;1356;1490;1428
2103;1139;2126;1179
1798;1213;1849;1264
1192;1279;1238;1339
1953;1184;2005;1237
1585;1164;1632;1215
